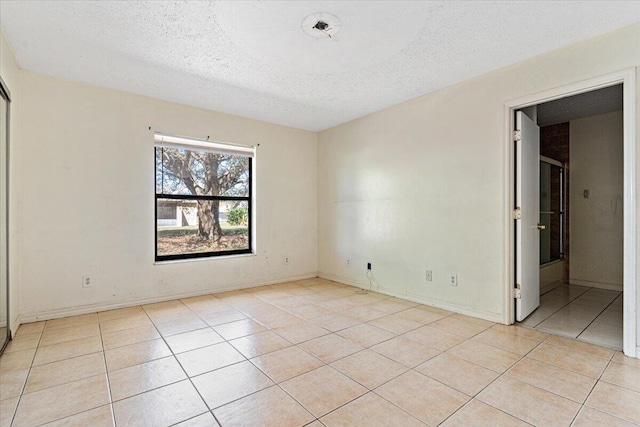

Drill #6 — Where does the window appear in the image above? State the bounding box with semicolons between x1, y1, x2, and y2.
154;134;254;261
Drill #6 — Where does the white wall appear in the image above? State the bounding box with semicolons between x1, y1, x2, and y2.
318;24;640;326
570;111;624;290
17;71;318;320
1;30;20;334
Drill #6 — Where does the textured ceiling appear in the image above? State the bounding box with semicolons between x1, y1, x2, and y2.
1;1;640;131
537;85;623;127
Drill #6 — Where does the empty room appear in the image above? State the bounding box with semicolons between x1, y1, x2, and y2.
1;1;640;426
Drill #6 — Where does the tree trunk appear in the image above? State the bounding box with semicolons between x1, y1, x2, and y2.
197;200;223;243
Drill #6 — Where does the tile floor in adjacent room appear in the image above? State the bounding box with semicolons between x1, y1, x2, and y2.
1;278;639;427
519;283;623;350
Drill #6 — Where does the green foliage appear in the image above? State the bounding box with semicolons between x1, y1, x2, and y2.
227;206;248;226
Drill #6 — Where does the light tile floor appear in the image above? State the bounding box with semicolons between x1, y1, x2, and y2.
519;283;623;350
1;278;639;426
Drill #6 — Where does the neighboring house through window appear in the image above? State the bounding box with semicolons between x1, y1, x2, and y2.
154;133;254;261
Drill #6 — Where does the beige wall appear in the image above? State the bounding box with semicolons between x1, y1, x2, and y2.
1;31;20;334
318;24;640;325
570;111;624;290
16;71;318;320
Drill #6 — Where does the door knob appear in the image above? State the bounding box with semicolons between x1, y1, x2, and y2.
537;224;546;230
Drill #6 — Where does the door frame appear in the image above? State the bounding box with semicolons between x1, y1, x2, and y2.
503;68;637;357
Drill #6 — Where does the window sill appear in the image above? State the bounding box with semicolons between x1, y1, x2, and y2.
154;252;256;265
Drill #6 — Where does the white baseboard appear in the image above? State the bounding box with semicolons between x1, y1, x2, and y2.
19;273;318;324
318;272;504;324
569;278;623;292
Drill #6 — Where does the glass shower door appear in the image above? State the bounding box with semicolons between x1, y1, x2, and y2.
540;158;565;265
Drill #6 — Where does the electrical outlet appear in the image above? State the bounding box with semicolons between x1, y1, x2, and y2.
347;259;352;267
284;256;289;265
82;275;92;288
425;270;432;281
367;262;372;271
449;274;457;287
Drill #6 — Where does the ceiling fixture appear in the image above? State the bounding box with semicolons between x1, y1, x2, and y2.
301;12;341;39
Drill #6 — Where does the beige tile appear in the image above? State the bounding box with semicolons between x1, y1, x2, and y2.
0;396;19;427
213;385;313;427
114;380;207;427
613;351;640;368
281;365;367;417
253;310;305;329
298;334;364;363
0;368;29;400
368;299;412;314
371;335;441;368
0;348;36;373
284;303;334;320
417;305;454;316
15;321;45;336
250;345;324;382
99;313;153;334
428;317;490;338
33;335;102;366
404;325;466;351
476;377;580;426
24;352;106;394
336;323;395;348
440;399;530;427
527;342;610;378
395;307;447;324
44;313;98;331
212;318;267;341
573;406;637;427
489;323;549;341
600;361;640;393
342;305;388;322
13;375;110;427
198;308;247;326
101;324;160;350
229;330;292;358
40;323;100;346
4;333;41;353
41;405;114;427
331;350;407;389
97;306;145;322
579;321;623;349
545;334;615;359
368;314;422;334
320;392;425;427
448;314;496;328
164;328;224;354
109;356;186;401
173;412;219;426
105;338;172;371
375;370;469;426
586;381;640;424
176;342;245;377
192;360;274;409
180;295;228;313
272;321;329;344
505;358;596;403
472;328;541;355
153;315;209;337
311;313;361;332
416;353;499;396
447;340;521;373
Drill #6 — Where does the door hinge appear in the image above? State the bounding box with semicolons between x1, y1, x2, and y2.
513;284;522;299
513;129;521;142
512;207;521;220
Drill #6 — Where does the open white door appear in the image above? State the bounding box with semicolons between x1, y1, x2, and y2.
515;111;540;321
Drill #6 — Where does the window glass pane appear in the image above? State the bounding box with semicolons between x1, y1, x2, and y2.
157;199;249;257
156;147;249;197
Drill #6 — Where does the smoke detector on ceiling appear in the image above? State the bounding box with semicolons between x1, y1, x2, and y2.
301;12;341;39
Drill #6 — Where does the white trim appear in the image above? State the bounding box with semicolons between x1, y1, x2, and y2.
569;278;623;292
19;273;318;323
504;68;637;358
319;272;504;323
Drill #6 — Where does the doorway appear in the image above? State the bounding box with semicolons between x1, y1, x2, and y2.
504;69;637;357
